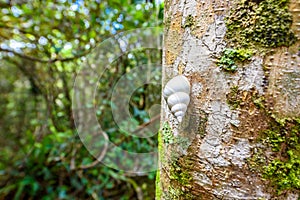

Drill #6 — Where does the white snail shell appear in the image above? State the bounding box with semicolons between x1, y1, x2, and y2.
163;75;190;122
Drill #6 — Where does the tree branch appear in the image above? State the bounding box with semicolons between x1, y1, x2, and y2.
0;47;87;63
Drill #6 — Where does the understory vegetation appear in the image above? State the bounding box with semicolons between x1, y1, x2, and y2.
0;1;163;199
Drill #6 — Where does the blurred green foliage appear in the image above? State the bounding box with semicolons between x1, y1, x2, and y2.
0;0;163;199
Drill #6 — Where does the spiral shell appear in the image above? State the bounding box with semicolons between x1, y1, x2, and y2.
163;75;190;122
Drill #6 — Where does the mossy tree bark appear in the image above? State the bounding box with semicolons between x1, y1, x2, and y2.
157;0;300;199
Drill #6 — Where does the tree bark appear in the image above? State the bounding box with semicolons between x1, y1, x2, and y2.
157;0;300;199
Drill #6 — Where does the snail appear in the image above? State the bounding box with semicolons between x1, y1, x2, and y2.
163;75;190;122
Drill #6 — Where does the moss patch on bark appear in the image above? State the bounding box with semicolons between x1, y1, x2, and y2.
226;86;300;193
262;117;300;192
217;48;253;72
219;0;297;72
161;122;174;144
182;15;194;28
225;0;296;49
156;130;163;199
166;157;197;200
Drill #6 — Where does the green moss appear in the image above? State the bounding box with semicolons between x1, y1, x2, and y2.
157;122;197;199
218;48;252;72
226;86;241;108
247;148;266;173
223;1;299;191
167;158;196;199
262;117;300;192
167;186;196;200
225;0;296;49
161;122;174;144
156;130;163;199
170;160;192;186
158;129;163;156
183;15;194;28
227;87;266;109
155;167;162;199
227;87;300;192
252;96;265;109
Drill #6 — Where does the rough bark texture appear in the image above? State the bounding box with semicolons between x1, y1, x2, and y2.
157;0;300;199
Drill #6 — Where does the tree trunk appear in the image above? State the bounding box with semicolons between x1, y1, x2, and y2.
157;0;300;199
